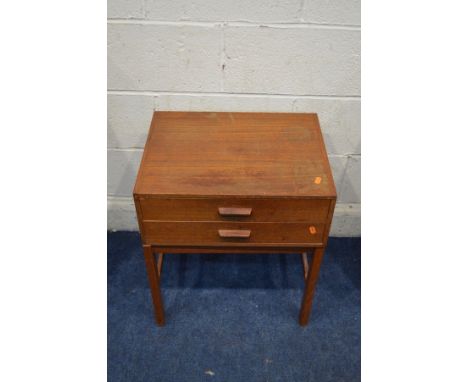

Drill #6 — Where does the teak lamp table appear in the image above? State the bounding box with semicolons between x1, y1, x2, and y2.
133;112;336;326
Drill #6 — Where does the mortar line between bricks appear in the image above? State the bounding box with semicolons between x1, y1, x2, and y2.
107;195;361;209
108;195;134;201
107;90;361;100
108;148;361;158
107;19;360;31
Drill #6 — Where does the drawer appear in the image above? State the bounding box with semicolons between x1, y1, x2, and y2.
143;221;325;247
139;197;331;223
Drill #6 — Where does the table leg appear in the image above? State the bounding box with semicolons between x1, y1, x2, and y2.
157;253;164;279
143;245;165;326
301;252;309;280
299;247;325;326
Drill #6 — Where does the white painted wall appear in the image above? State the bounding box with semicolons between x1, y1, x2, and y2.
107;0;361;236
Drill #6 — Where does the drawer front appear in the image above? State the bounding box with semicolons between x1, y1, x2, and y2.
139;198;331;223
143;221;325;247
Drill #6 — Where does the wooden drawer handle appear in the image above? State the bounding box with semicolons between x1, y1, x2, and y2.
218;207;252;216
218;229;251;239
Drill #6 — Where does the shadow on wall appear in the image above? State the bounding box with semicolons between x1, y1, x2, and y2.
340;155;360;203
107;126;142;197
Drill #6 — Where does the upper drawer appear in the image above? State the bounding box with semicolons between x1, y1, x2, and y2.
138;197;331;223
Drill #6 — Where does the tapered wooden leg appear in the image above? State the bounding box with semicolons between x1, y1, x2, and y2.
157;253;164;279
301;252;309;280
299;247;325;326
143;245;165;326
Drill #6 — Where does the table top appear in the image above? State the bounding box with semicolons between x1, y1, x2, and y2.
134;112;336;198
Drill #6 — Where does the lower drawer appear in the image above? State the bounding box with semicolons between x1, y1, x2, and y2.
143;221;325;247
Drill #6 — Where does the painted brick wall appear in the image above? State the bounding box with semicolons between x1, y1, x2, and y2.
107;0;361;236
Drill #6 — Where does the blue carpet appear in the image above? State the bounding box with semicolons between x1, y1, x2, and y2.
108;232;360;382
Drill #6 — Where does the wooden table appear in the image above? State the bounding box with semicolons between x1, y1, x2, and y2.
133;112;336;326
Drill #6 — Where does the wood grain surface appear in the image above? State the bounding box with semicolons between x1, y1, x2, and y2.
134;112;336;198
